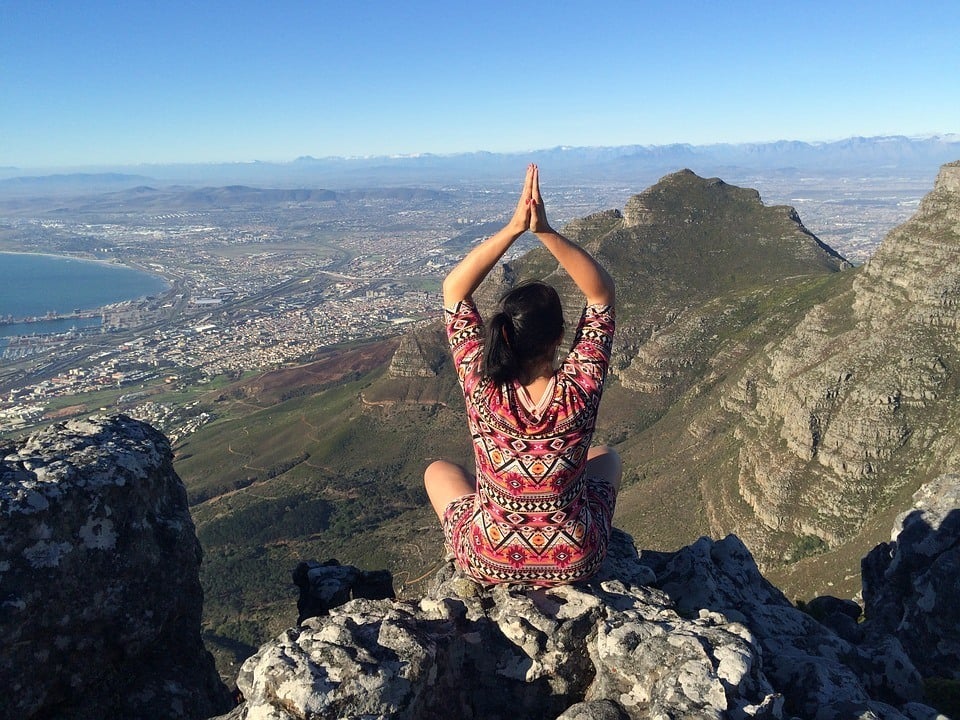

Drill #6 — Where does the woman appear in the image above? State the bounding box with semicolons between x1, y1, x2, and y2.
424;164;621;585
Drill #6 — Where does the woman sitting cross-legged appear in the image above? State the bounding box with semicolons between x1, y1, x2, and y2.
424;164;621;585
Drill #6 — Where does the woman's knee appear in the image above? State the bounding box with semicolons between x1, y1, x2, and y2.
587;445;622;493
424;460;463;488
423;460;475;519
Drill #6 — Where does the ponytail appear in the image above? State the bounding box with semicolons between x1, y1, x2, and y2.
483;312;520;385
481;281;564;385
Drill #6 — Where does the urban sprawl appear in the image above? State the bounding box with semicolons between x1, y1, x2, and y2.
0;175;921;439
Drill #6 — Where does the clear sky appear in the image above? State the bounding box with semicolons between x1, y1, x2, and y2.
2;0;958;169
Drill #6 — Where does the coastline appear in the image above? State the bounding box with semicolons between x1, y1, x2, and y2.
0;252;172;334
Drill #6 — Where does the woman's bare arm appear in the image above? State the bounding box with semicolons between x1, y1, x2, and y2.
530;165;615;307
442;165;534;308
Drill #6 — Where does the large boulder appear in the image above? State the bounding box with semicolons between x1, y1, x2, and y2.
862;473;960;680
0;415;233;720
219;530;939;720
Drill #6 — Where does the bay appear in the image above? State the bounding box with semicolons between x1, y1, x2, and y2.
0;252;169;340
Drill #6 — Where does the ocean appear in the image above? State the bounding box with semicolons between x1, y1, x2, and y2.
0;252;169;340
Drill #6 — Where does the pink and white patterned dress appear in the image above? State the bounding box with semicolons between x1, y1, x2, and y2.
442;299;616;585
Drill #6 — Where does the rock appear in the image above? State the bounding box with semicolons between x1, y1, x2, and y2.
388;331;446;378
803;595;865;644
0;415;233;720
806;595;863;621
639;535;924;719
556;700;630;720
292;558;395;625
220;530;939;720
861;473;960;680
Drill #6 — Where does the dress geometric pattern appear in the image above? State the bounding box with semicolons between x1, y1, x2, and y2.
442;299;616;585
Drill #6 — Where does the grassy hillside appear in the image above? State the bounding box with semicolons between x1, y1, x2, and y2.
179;353;471;675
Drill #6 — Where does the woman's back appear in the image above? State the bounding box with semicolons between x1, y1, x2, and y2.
442;299;616;585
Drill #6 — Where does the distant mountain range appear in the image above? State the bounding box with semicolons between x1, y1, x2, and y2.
2;135;958;192
0;184;452;213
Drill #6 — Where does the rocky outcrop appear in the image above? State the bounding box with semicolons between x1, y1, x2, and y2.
292;558;395;625
707;161;960;559
388;332;446;378
861;473;960;680
0;415;233;720
219;530;941;720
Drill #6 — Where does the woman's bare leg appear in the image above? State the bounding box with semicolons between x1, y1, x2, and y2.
586;445;622;493
424;460;476;520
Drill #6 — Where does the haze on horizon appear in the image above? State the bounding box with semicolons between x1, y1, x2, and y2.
2;1;959;171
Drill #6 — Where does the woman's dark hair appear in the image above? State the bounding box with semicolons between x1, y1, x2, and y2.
483;281;564;385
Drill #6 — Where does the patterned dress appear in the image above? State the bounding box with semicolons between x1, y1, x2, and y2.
442;299;617;585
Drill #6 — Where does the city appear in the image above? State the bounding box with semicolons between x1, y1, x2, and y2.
0;171;927;438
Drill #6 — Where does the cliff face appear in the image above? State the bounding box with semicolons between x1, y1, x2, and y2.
0;415;232;720
861;473;960;680
709;162;960;557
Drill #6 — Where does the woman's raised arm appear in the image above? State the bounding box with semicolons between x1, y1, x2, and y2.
442;165;534;308
530;165;615;308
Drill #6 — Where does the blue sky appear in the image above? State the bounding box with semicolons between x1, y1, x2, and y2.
2;0;958;169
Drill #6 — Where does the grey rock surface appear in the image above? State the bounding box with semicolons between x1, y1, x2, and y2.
292;558;395;625
0;415;233;720
218;530;938;720
387;331;445;378
861;473;960;680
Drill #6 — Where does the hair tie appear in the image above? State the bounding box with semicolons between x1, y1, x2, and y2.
500;323;511;347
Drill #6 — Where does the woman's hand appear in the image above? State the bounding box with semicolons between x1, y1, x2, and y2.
442;165;536;307
529;164;553;234
528;164;615;307
507;164;535;235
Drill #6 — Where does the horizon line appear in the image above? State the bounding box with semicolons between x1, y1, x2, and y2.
4;132;959;175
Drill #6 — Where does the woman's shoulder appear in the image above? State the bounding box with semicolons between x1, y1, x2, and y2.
444;297;480;315
582;302;615;321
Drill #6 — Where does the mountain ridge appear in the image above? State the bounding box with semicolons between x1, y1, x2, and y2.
617;162;960;593
3;134;958;189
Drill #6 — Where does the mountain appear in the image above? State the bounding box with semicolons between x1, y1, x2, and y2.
4;135;958;190
171;161;960;677
693;160;960;592
0;183;452;214
0;172;155;196
174;168;858;672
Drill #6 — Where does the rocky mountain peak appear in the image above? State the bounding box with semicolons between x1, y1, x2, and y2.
853;160;960;335
622;169;762;228
388;333;444;378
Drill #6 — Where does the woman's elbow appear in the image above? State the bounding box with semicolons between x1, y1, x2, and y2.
442;275;466;307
